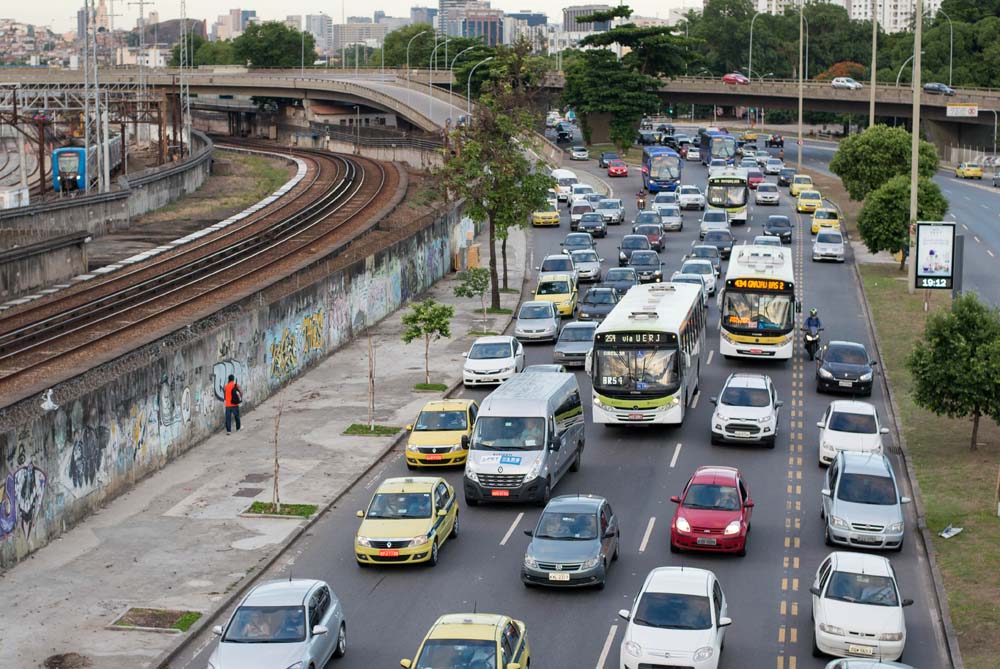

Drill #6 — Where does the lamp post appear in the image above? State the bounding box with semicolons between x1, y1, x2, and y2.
352;104;360;152
748;11;762;81
429;38;450;117
788;5;810;80
896;51;924;86
406;29;428;106
907;0;924;295
300;29;304;75
933;7;953;87
468;56;493;117
869;0;877;127
448;46;474;121
796;0;804;172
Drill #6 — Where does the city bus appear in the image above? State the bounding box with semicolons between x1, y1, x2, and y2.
641;146;683;192
718;245;798;360
698;128;737;165
706;167;749;225
588;282;706;425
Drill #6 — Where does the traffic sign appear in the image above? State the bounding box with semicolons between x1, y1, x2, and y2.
946;104;978;118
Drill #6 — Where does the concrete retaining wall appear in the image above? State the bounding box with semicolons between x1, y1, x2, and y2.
0;202;475;569
0;232;89;300
287;132;443;172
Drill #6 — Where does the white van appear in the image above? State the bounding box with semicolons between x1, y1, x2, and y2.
551;168;579;202
464;373;585;506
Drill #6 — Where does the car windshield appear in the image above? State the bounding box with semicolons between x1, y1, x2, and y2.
704;211;727;223
559;325;596;342
469;342;513;359
680;187;700;195
574;251;600;263
557;177;577;187
597;201;617;210
801;191;821;200
572;205;593;215
593;347;679;395
721;385;770;407
814;210;837;220
635;211;661;223
794;177;812;184
636;225;660;235
367;492;432;519
825;572;899;607
681;262;712;276
683;483;741;511
723;292;793;331
829;411;877;434
472;416;546;450
574;186;594;195
630;252;659;266
759;184;777;192
826;346;869;365
780;169;795;177
649;154;681;180
768;218;791;228
584;290;616;305
542;258;572;272
837;473;897;505
692;247;718;258
415;410;468;431
415;639;497;669
653;194;675;203
580;214;603;223
224;605;306;643
604;153;619;160
519;304;553;319
768;159;782;165
633;593;712;630
534;511;598;540
537;280;571;295
623;237;649;249
661;206;680;217
817;232;843;244
748;169;763;178
606;270;635;283
704;231;734;243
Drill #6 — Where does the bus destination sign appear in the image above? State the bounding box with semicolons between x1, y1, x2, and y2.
711;177;745;185
726;278;792;292
595;331;675;346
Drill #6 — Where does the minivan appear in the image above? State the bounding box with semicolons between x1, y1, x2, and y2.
551;168;578;202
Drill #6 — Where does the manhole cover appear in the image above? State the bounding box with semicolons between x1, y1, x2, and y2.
240;473;270;484
233;487;264;498
44;654;92;669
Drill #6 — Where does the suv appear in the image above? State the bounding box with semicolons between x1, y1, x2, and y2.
710;373;782;447
821;451;910;551
677;184;706;210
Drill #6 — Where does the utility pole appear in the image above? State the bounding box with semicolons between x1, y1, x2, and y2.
868;0;877;127
178;0;191;157
129;0;154;145
907;0;924;294
796;0;804;172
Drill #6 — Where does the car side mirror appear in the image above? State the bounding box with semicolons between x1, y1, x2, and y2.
212;625;223;636
507;663;523;669
710;397;718;405
900;496;912;504
599;258;605;263
821;488;831;497
356;510;364;518
796;301;803;314
401;661;413;669
745;499;755;508
437;508;448;517
617;609;631;621
461;435;470;448
880;427;890;435
670;495;681;503
604;528;617;539
312;624;329;636
462;352;469;357
718;616;733;627
809;586;822;596
817;421;825;428
523;529;533;537
902;598;914;607
870;360;879;366
406;424;413;431
775;400;784;408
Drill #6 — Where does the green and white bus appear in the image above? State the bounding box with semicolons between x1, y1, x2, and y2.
588;283;706;425
706;167;749;225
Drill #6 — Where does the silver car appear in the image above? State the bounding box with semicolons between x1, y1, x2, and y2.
595;198;625;224
670;272;709;308
571;249;604;283
537;253;578;285
822;451;910;551
677;185;706;210
764;158;784;175
699;209;730;239
552;321;597;367
650;192;678;215
570;146;589;160
813;230;846;262
209;579;346;668
514;301;560;342
658;204;683;231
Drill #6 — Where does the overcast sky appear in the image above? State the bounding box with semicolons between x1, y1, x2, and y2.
21;0;699;34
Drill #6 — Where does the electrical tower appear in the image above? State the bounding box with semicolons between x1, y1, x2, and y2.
82;0;108;192
129;0;153;144
178;0;191;157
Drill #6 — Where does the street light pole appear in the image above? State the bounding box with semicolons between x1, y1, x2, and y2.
301;29;304;75
429;38;450;118
907;0;924;294
353;104;360;152
748;12;761;81
449;46;474;122
935;7;954;87
797;0;804;172
468;56;493;117
869;0;877;126
896;52;923;86
406;29;428;106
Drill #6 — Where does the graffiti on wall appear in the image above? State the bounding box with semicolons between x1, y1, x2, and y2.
0;465;47;541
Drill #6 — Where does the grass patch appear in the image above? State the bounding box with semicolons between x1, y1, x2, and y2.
174;611;202;632
468;330;499;336
486;307;513;314
343;423;402;437
414;382;448;391
246;501;318;518
113;607;202;632
860;263;1000;668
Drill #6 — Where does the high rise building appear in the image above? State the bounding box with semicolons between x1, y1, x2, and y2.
331;22;388;51
411;7;438;25
462;6;503;45
285;15;303;30
240;10;257;31
506;11;547;27
348;16;373;24
76;6;88;42
306;14;333;51
844;0;941;33
562;5;611;32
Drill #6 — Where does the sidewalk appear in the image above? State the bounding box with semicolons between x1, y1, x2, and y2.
0;226;528;669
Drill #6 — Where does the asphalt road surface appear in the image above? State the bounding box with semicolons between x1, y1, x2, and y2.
180;134;951;669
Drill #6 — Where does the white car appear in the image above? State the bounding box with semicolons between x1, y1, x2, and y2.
831;76;863;90
570;145;590;160
708;159;730;177
209;579;347;669
764;158;784;175
650;191;678;214
569;183;596;207
679;259;717;296
546;188;559;209
813;230;846;262
677;185;706;210
571;248;604;282
710;373;782;447
686;146;701;161
619;567;730;669
699;209;730;239
755;151;771;166
513;301;560;342
810;552;912;661
595;197;625;224
537;253;578;285
462;335;525;386
816;400;889;466
755;182;780;205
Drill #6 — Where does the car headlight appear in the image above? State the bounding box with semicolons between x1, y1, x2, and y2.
403;534;432;547
406;442;418;451
501;366;515;373
819;368;834;379
619;252;626;260
285;662;304;669
465;469;479;483
525;457;543;481
829;515;849;529
580;312;590;318
878;632;904;641
693;646;715;662
724;520;742;535
623;640;643;657
524;554;539;568
356;536;372;547
819;623;846;636
581;556;601;569
758;415;773;423
887;522;904;533
675;517;691;532
860;372;873;382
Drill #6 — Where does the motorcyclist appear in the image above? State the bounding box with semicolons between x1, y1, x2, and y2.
803;308;822;359
636;190;646;211
805;308;822;331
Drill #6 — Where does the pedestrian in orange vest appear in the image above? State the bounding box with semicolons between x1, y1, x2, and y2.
224;374;242;434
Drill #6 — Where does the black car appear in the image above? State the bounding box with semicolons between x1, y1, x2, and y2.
577;287;620;321
628;250;663;283
618;234;652;266
777;167;797;187
702;229;735;259
765;134;784;148
561;232;596;255
816;341;877;396
923;82;956;96
637;130;659;145
598;151;619;168
657;123;675;135
601;267;639;295
763;215;793;243
578;212;608;238
556;122;574;142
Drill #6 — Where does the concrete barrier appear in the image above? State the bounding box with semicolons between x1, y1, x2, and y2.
0;232;89;300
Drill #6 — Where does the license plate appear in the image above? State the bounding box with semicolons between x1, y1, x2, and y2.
378;549;400;557
848;645;875;656
838;380;854;387
628;412;644;421
853;534;881;544
696;537;718;546
735;430;751;438
749;348;762;354
548;572;571;581
424;454;443;461
491;489;510;497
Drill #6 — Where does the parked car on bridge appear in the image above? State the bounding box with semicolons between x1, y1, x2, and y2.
923;81;956;96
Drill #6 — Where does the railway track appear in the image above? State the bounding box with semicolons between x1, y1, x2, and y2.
0;142;396;407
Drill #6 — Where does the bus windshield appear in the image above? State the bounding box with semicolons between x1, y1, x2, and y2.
649;154;680;180
707;184;748;208
711;137;737;159
593;346;679;396
722;291;794;333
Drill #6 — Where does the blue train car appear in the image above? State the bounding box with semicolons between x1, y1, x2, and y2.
52;135;123;192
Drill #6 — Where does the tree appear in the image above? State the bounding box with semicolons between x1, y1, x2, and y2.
830;125;940;201
454;268;492;331
907;293;1000;450
401;299;455;385
856;175;949;267
815;61;867;81
578;5;697;77
381;22;486;69
232;22;315;68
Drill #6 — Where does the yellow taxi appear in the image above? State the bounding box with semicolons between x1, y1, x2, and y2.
531;202;561;227
956;162;983;179
811;207;841;234
796;189;823;213
789;174;814;196
404;399;478;469
401;613;530;669
355;476;458;567
532;273;577;316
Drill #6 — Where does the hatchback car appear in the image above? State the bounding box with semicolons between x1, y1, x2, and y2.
686;146;702;161
670;466;753;556
561;231;596;255
462;336;525;386
816;341;877;396
670;272;709;308
355;476;458;566
790;174;815;196
405;399;479;469
569;202;594;229
699;209;730;239
956;162;983;179
513;301;560;342
702;229;735;259
633;223;664;251
537;253;577;285
755;182;780;205
595;197;625;224
577;212;608;238
209;579;347;668
813;230;846;262
797;189;824;213
778;167;797;187
763;214;793;243
685;244;722;275
831;76;863;90
570;146;589;160
570;249;603;283
629;250;663;283
922;81;955;96
618;234;652;265
633;208;664;231
607;159;629;177
656;204;683;232
650;191;678;213
522;494;619;589
816;400;889;466
619;567;731;669
533;274;578;317
678;184;706;210
401;613;529;669
710;373;782;447
601;267;639;295
531;202;560;227
598;151;619;168
577;286;619;321
821;452;909;551
753;235;781;247
810;551;913;661
739;157;758;170
765;158;784;175
812;207;841;234
722;71;750;85
679;259;717;296
553;320;597;367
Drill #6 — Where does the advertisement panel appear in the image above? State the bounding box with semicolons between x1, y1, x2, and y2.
915;221;956;289
945;104;978;118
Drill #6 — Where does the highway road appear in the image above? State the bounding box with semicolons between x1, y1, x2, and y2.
176;131;950;669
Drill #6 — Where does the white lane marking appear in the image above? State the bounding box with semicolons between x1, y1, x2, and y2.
982;204;991;210
638;516;656;553
975;236;981;243
670;443;682;468
500;512;525;546
691;391;700;409
961;223;968;230
989;250;996;258
595;624;619;669
707;350;715;365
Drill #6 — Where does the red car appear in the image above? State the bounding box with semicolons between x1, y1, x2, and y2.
670;466;753;556
747;168;765;190
722;72;750;85
607;159;629;177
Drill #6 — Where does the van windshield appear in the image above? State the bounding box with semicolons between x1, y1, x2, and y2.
472;417;546;451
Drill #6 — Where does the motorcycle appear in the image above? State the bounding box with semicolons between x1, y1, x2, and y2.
802;325;823;360
636;194;646;211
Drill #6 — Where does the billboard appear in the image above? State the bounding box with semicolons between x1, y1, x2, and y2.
946;104;978;118
915;221;956;289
